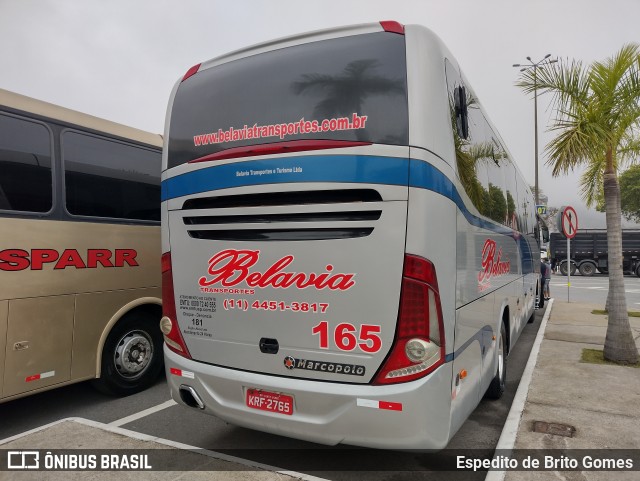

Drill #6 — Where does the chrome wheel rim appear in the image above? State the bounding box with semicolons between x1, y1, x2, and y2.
114;330;153;379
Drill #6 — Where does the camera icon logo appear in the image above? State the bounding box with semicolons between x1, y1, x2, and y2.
7;451;40;470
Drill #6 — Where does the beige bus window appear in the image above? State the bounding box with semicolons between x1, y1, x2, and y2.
62;131;161;221
0;114;52;213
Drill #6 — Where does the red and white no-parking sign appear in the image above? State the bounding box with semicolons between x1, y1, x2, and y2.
557;205;579;302
561;206;578;239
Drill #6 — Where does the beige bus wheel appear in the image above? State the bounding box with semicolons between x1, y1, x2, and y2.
92;310;163;396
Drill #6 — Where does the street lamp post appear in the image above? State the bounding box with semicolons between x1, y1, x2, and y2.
513;55;557;207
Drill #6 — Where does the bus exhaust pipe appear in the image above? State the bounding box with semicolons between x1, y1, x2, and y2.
179;385;205;410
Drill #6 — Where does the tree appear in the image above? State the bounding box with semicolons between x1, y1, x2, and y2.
516;45;640;364
594;165;640;221
488;183;508;223
292;59;404;129
619;164;640;223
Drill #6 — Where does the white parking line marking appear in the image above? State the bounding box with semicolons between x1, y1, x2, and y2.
109;399;177;427
0;417;330;481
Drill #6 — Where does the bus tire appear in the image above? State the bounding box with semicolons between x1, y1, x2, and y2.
578;262;596;277
92;310;164;396
486;322;507;400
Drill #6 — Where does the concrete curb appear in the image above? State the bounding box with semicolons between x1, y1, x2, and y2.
485;299;554;481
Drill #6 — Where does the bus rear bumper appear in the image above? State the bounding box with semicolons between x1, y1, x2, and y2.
164;345;454;451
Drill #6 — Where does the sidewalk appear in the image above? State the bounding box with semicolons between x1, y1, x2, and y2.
503;300;640;480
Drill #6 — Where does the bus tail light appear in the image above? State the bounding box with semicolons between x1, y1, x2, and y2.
372;255;445;385
380;21;405;35
161;252;192;359
182;63;201;82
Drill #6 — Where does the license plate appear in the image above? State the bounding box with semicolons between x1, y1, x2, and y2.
246;388;294;415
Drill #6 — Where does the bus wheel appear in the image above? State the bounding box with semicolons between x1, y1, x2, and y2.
485;323;507;400
93;310;164;396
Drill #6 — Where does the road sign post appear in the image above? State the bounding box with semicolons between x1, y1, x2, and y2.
567;236;570;302
560;206;578;302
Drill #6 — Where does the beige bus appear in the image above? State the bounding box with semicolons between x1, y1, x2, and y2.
0;89;163;402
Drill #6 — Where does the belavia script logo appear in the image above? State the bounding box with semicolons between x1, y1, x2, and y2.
198;249;356;291
478;239;510;291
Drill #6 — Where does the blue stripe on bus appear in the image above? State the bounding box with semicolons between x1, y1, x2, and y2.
408;160;513;236
444;325;494;363
161;154;534;262
407;160;536;269
162;156;501;236
161;155;409;201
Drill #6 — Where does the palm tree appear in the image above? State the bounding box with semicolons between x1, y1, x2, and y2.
516;45;640;363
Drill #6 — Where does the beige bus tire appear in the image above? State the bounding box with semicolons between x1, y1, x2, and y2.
92;309;164;396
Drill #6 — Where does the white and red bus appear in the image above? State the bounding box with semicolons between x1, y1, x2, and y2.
160;21;543;450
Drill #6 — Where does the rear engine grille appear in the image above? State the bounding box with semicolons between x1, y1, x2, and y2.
181;189;383;242
182;189;382;210
183;210;382;225
188;228;374;241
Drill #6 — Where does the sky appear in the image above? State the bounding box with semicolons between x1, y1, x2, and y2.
1;0;639;228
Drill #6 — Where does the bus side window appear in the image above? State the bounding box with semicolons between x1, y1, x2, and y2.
0;114;53;213
62;131;161;222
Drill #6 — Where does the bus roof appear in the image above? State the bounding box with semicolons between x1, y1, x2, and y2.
196;22;383;73
0;88;162;148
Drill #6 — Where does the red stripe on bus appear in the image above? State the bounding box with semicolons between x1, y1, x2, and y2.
188;140;371;164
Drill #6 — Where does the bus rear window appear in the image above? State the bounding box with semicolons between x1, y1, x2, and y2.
168;31;408;168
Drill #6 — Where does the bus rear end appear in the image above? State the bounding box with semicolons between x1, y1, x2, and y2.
161;22;452;450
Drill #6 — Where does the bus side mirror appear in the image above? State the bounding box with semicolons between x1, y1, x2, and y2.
454;86;469;139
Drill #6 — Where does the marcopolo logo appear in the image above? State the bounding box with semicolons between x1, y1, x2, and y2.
283;356;365;376
284;356;296;370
